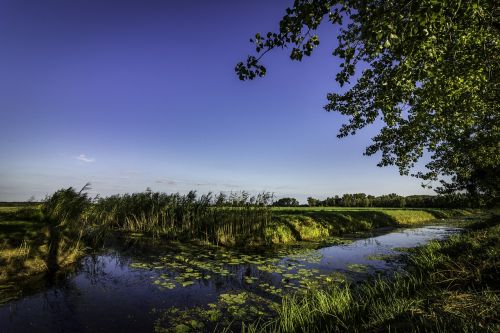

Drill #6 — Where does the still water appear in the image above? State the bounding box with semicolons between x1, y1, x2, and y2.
0;225;461;333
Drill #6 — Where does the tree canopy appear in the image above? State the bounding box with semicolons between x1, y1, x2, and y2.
273;197;300;206
236;0;499;202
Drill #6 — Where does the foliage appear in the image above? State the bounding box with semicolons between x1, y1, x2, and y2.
273;197;300;207
237;0;499;200
305;192;481;208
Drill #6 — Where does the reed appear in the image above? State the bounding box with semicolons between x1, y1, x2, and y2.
36;187;467;246
46;188;274;245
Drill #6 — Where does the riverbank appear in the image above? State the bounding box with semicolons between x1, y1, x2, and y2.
0;204;479;286
248;213;499;332
0;206;84;292
265;207;476;243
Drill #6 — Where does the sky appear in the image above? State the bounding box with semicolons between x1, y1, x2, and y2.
0;0;434;202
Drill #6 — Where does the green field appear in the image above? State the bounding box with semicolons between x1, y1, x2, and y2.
271;206;476;217
272;206;426;211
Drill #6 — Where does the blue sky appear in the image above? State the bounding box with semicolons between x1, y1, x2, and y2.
0;0;433;202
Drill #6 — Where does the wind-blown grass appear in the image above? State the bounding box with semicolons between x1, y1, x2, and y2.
83;190;272;245
0;186;93;288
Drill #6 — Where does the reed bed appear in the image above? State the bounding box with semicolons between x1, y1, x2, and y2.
40;187;273;245
0;187;274;291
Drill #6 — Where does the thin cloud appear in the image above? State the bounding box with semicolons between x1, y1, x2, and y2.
155;179;178;185
76;154;95;163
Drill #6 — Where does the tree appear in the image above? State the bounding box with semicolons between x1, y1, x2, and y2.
273;197;300;206
236;0;499;202
307;197;320;207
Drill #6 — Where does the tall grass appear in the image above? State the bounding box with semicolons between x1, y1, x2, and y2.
0;188;273;288
13;187;466;246
42;184;91;226
38;188;273;245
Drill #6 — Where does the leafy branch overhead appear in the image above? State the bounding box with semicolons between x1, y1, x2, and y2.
236;0;499;198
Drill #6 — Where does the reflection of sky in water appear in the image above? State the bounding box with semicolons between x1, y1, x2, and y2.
312;226;462;274
0;225;460;333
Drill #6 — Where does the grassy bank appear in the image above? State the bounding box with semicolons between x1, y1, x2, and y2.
247;214;499;332
0;218;84;285
0;200;85;286
0;219;84;305
265;207;474;243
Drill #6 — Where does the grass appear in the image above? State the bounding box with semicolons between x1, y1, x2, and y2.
0;219;84;285
0;204;84;287
83;191;272;245
271;206;476;212
266;207;470;243
245;214;500;332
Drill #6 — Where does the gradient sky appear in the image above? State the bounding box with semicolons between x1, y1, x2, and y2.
0;0;434;202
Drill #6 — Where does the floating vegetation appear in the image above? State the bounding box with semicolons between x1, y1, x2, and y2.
130;262;151;269
128;240;356;332
244;276;258;284
154;291;278;333
153;275;176;289
154;306;207;333
324;271;347;283
124;225;467;331
127;240;354;301
284;248;323;264
257;263;284;274
366;254;399;261
347;263;370;273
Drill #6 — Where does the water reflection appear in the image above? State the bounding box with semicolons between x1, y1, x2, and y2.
0;225;461;333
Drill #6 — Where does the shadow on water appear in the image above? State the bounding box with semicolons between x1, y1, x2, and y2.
0;224;462;333
44;222;61;284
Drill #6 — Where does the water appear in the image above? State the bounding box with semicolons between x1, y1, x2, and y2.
0;225;461;333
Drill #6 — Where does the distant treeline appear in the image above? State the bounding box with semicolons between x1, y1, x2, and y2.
0;201;41;207
2;192;489;209
273;193;486;208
